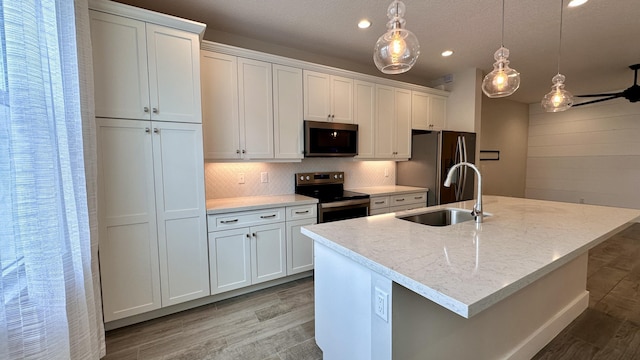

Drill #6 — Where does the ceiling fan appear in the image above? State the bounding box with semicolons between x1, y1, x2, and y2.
573;64;640;107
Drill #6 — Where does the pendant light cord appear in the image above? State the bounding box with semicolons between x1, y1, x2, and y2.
501;0;505;47
557;0;564;74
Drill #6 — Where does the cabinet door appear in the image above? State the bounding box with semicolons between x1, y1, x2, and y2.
152;122;209;306
330;75;354;123
303;70;331;122
286;219;316;275
429;95;447;130
411;91;430;130
201;51;241;160
238;58;274;159
209;228;251;294
251;223;287;284
146;24;202;123
395;88;412;159
90;11;149;120
354;80;376;159
273;65;303;160
375;84;395;158
96;119;160;322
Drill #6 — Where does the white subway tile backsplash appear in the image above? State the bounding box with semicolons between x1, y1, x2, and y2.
205;159;396;199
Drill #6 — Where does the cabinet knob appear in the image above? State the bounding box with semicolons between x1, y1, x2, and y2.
144;106;149;113
242;149;246;154
152;107;158;114
252;233;257;238
145;127;150;133
153;128;159;134
246;233;250;238
236;149;240;154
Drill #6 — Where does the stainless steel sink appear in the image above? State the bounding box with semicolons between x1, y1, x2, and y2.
398;208;481;226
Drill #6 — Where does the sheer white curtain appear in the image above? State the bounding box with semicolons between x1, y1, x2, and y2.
0;0;105;358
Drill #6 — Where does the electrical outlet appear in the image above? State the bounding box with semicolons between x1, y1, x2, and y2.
238;173;245;184
261;172;269;183
384;168;389;177
374;287;388;322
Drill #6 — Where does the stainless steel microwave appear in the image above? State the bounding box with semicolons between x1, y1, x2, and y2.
304;121;358;157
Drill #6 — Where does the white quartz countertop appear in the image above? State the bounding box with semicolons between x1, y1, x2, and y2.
347;185;428;196
206;194;318;214
301;196;640;318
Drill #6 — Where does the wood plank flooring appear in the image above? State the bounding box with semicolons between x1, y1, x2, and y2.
104;223;640;360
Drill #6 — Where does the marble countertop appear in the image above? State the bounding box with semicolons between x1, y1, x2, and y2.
206;194;318;214
347;185;428;196
301;196;640;318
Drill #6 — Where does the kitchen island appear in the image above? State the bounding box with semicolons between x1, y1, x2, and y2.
301;196;640;360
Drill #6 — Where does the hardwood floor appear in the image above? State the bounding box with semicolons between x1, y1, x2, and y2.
104;223;640;360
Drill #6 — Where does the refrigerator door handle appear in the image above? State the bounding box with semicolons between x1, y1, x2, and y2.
455;136;465;201
459;136;468;200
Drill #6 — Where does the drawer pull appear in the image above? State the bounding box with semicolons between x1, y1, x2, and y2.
220;219;239;224
395;198;405;202
260;214;277;219
295;210;310;214
374;201;385;205
414;196;423;200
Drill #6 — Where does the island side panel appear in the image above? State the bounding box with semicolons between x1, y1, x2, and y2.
391;253;589;360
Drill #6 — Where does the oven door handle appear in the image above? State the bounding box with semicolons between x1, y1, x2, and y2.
319;198;370;209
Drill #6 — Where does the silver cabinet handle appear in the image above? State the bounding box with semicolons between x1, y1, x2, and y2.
144;106;149;113
145;127;150;133
236;149;240;154
252;232;256;238
153;128;159;134
414;196;423;200
295;210;310;214
374;201;385;205
152;107;158;114
220;219;239;224
246;233;250;238
260;214;276;219
242;149;246;154
396;198;405;202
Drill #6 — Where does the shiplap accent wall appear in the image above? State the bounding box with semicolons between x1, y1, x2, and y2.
526;101;640;209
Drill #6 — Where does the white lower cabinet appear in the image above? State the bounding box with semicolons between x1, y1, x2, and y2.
285;204;317;275
369;191;427;216
208;207;288;295
97;119;209;322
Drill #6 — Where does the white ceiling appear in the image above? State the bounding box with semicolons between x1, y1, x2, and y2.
116;0;640;105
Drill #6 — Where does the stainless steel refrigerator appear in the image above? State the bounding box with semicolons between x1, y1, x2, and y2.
396;130;476;206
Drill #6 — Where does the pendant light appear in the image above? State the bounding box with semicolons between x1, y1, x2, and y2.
481;0;520;98
373;0;420;74
541;0;574;112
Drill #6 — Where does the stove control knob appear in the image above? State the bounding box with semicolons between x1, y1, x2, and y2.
299;176;304;181
339;174;343;179
306;176;310;180
334;174;338;179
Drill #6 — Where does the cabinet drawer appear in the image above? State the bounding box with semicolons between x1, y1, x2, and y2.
286;204;317;221
369;208;390;216
370;196;390;209
390;203;424;213
390;192;427;207
208;207;285;231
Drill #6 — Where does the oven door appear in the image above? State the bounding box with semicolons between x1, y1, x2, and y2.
318;198;369;223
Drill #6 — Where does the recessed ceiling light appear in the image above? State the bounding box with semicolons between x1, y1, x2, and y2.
441;50;454;57
358;19;371;29
568;0;588;7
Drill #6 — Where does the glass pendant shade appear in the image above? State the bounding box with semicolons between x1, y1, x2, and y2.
482;47;520;98
373;0;420;74
542;74;574;112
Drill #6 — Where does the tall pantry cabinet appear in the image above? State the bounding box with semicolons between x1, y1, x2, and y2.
89;0;209;322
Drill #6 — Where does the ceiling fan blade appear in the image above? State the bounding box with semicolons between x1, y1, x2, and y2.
573;94;622;107
575;92;623;97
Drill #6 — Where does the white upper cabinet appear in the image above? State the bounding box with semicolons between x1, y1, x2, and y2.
273;65;304;160
354;80;376;159
303;70;353;123
90;10;202;123
375;85;411;159
238;58;274;159
201;50;303;161
412;91;447;131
